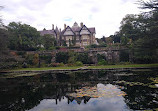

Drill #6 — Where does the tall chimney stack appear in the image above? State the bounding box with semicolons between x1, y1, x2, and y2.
52;24;54;30
64;24;66;29
80;22;83;27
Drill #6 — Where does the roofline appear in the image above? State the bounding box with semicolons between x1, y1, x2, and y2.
79;25;92;34
62;26;75;35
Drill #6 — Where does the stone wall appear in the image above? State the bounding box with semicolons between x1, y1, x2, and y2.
16;47;128;64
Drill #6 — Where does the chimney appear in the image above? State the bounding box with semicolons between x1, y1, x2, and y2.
59;28;61;32
52;24;54;30
64;24;66;29
80;22;83;27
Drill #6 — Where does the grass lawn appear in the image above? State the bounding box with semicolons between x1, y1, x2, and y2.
7;63;158;71
88;63;158;69
12;66;81;71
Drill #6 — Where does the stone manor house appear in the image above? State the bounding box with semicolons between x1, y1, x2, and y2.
39;22;97;47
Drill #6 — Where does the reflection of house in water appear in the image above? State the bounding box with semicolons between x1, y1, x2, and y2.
66;96;91;104
39;72;125;105
42;83;97;105
65;84;126;104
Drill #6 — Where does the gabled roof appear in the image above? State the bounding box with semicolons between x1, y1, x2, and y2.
79;25;92;34
39;29;57;36
39;23;96;37
62;26;75;36
72;27;81;32
88;27;96;34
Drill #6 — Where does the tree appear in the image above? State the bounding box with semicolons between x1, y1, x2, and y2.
119;14;147;41
0;28;8;51
56;52;69;64
116;0;158;63
7;22;41;51
109;32;121;43
121;36;130;45
0;6;8;52
42;34;57;50
138;0;158;10
132;0;158;63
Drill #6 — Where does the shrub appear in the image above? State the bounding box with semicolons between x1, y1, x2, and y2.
118;62;131;65
26;54;34;65
38;47;45;51
33;53;39;65
48;46;55;50
75;61;83;66
58;62;64;67
120;50;129;62
40;55;52;64
49;62;64;67
66;63;74;67
49;63;60;67
98;59;108;65
56;52;69;64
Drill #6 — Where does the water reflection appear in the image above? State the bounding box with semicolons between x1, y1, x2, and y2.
0;69;158;111
29;84;129;111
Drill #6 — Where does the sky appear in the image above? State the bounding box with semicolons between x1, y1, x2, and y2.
1;0;147;38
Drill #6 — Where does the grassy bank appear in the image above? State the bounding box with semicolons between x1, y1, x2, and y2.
88;63;158;69
12;66;81;71
6;63;158;71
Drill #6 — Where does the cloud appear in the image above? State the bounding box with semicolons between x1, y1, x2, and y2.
29;84;130;111
91;7;100;13
1;0;142;38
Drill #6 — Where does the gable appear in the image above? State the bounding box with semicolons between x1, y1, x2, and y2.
39;30;56;36
63;27;75;36
80;25;91;35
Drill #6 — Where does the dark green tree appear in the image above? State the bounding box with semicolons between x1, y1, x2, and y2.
132;0;158;63
56;52;69;64
7;22;41;51
42;34;57;50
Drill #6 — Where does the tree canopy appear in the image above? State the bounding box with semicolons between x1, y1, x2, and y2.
7;22;41;51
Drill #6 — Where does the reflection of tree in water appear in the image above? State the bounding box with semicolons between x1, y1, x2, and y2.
115;70;158;110
121;84;158;110
0;69;158;110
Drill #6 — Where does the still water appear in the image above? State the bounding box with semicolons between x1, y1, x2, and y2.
0;68;158;111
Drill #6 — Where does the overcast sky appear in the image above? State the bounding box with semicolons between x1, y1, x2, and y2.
1;0;147;38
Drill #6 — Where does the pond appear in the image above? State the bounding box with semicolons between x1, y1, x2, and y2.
0;68;158;111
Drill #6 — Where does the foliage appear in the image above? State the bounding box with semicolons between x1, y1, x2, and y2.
133;38;158;63
76;52;92;64
49;63;64;67
42;34;57;50
120;50;129;62
98;59;108;65
56;52;69;64
109;32;121;43
0;28;8;51
114;0;158;64
121;37;130;45
96;36;106;44
26;54;34;65
33;53;39;65
68;51;77;64
87;43;107;49
75;61;83;66
138;0;158;10
7;22;41;51
89;44;97;48
39;54;52;64
97;54;106;62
